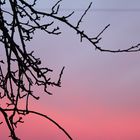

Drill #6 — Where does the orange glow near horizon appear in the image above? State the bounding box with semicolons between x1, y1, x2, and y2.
1;0;140;139
1;103;140;139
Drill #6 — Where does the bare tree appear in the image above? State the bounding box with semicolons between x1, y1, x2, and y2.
0;0;140;140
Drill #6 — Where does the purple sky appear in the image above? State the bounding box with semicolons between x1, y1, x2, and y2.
0;0;140;139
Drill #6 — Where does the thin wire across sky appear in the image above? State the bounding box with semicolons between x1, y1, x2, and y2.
2;7;140;12
58;8;140;12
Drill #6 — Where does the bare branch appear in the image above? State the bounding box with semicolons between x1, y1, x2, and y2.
76;2;92;28
0;0;140;140
4;108;73;140
51;0;62;14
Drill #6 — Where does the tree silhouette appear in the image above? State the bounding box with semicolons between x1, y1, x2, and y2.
0;0;140;140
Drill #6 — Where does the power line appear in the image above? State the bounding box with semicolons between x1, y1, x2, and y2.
2;7;140;12
37;8;140;12
58;8;140;12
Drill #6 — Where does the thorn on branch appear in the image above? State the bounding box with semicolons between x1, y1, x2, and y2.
80;31;84;42
14;117;24;128
57;66;65;87
19;93;27;99
0;60;4;64
6;103;14;108
65;11;75;19
29;92;40;100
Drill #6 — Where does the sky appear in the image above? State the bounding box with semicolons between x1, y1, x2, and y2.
0;0;140;140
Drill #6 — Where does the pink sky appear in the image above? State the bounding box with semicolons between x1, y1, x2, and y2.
1;0;140;140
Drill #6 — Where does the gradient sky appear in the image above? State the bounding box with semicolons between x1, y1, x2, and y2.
1;0;140;140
